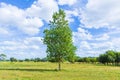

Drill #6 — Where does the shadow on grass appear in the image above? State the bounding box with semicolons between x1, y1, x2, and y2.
0;68;58;72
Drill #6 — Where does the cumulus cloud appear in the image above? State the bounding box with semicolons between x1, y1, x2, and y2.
26;0;58;22
73;27;92;41
1;0;120;58
71;0;120;57
0;0;59;58
65;9;79;22
75;38;120;57
80;41;91;50
0;2;43;35
95;34;110;41
80;0;120;29
0;37;46;59
0;28;9;35
0;0;59;35
58;0;77;6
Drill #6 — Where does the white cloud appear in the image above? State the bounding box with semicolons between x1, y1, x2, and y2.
58;0;77;6
0;2;43;35
0;37;44;50
17;17;43;35
95;34;110;41
73;27;92;41
24;37;43;44
1;0;120;58
65;9;79;22
0;0;59;59
26;0;58;22
74;35;120;57
0;28;9;35
0;37;46;59
80;41;91;50
80;0;120;29
0;0;59;35
71;0;120;57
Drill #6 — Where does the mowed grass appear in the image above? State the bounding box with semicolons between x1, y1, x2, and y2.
0;62;120;80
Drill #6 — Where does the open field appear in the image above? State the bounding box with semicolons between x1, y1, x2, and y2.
0;62;120;80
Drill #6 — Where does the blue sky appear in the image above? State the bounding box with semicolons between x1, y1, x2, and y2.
0;0;120;59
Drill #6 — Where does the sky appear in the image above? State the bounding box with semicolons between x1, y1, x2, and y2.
0;0;120;59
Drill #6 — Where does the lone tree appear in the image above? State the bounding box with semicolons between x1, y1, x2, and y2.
0;54;6;61
43;9;76;70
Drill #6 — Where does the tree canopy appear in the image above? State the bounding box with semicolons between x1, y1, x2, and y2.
43;9;76;70
0;54;6;61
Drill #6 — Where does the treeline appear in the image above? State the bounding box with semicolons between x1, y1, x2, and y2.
75;50;120;66
6;57;98;63
0;56;47;62
9;57;47;62
1;50;120;66
98;50;120;65
75;57;98;63
47;50;120;65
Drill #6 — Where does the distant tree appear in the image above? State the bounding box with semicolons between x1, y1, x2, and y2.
84;57;90;63
30;58;34;61
34;58;41;62
0;54;6;61
10;57;17;62
74;56;80;62
75;57;98;63
90;57;98;63
115;52;120;65
19;60;24;62
24;58;30;62
106;50;116;64
43;9;76;70
98;54;107;64
98;50;116;65
77;57;84;62
41;57;47;62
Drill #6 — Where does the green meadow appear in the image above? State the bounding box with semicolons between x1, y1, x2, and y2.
0;62;120;80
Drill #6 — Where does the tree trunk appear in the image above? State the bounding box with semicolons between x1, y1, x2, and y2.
58;60;61;71
58;53;61;71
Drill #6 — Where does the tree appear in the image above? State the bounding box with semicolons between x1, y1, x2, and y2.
34;58;41;62
0;54;6;61
98;54;107;64
89;57;97;63
98;50;116;65
10;57;17;62
43;9;76;70
83;57;90;63
106;50;116;64
115;52;120;65
25;58;30;62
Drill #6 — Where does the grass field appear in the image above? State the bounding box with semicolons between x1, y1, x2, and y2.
0;62;120;80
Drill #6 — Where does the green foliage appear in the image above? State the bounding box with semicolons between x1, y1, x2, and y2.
106;50;116;63
90;57;97;63
0;54;6;61
24;58;30;62
34;58;41;62
43;9;76;70
10;57;17;62
115;52;120;65
18;60;24;62
98;54;108;64
40;57;47;62
76;57;98;63
98;50;120;65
